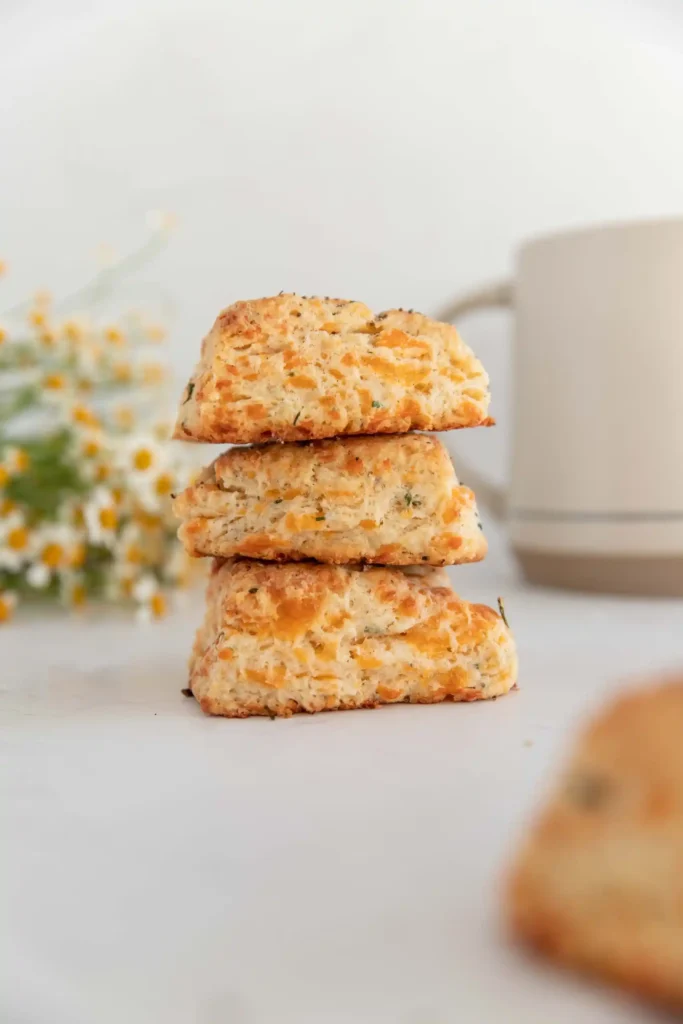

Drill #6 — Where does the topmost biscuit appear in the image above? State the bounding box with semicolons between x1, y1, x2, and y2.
173;294;492;444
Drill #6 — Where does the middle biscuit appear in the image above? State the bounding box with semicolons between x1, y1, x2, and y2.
173;433;486;566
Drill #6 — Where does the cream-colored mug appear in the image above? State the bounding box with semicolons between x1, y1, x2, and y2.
439;218;683;596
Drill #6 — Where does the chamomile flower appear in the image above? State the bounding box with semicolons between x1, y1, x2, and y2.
145;322;166;343
60;573;88;609
61;318;87;344
42;372;69;392
135;462;177;512
0;512;33;570
84;487;119;548
112;405;136;432
152;419;172;442
133;573;168;622
140;361;165;385
117;435;167;483
0;446;30;486
78;429;105;461
70;404;100;429
0;590;17;624
27;525;77;588
103;324;126;346
113;523;148;576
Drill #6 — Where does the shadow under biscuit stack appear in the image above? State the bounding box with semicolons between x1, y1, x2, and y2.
172;293;518;718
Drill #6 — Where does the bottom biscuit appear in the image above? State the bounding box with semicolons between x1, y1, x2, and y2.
188;558;517;717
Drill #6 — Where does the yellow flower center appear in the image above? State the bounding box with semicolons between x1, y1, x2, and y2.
155;473;174;496
142;363;165;384
41;542;65;568
115;407;135;429
126;543;145;564
29;309;47;328
0;327;6;345
133;449;153;471
146;323;166;342
113;362;132;382
39;329;56;347
71;543;87;568
150;593;167;619
62;320;84;342
72;405;99;428
0;259;7;276
44;373;66;390
134;510;161;529
95;464;110;482
99;507;117;531
8;526;29;551
104;326;125;345
13;450;30;473
0;594;14;622
83;440;101;458
0;467;8;487
70;583;87;607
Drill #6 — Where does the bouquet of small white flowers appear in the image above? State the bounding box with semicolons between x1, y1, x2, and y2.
0;219;197;624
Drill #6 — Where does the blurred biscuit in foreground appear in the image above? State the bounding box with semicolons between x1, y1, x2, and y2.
189;558;517;718
173;434;486;566
507;678;683;1010
173;293;491;444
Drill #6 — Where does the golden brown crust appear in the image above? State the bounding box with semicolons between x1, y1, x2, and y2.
173;294;491;444
173;434;487;566
507;678;683;1010
189;558;517;717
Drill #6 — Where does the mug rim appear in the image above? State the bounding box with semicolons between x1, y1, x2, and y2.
518;214;683;258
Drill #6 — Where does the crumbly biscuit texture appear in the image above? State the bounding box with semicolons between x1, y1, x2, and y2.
173;294;491;443
507;679;683;1010
189;558;516;717
173;434;487;566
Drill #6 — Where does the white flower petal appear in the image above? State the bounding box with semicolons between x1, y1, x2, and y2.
27;563;50;589
132;575;157;603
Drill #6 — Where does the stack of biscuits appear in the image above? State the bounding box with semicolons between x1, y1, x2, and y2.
172;294;517;718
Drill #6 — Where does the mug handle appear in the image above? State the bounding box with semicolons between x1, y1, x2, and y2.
437;279;514;521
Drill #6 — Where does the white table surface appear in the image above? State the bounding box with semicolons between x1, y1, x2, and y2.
4;539;683;1024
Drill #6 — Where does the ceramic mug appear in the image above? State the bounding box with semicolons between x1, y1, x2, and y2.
438;218;683;596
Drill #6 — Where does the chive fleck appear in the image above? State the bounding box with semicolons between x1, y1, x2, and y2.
182;381;195;405
181;688;193;698
249;587;259;594
293;410;301;425
497;597;510;628
477;522;484;531
315;515;325;521
567;774;612;810
371;400;382;408
274;498;283;504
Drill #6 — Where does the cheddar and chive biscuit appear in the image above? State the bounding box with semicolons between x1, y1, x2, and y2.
507;679;683;1010
188;558;517;718
173;434;486;566
173;294;491;444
